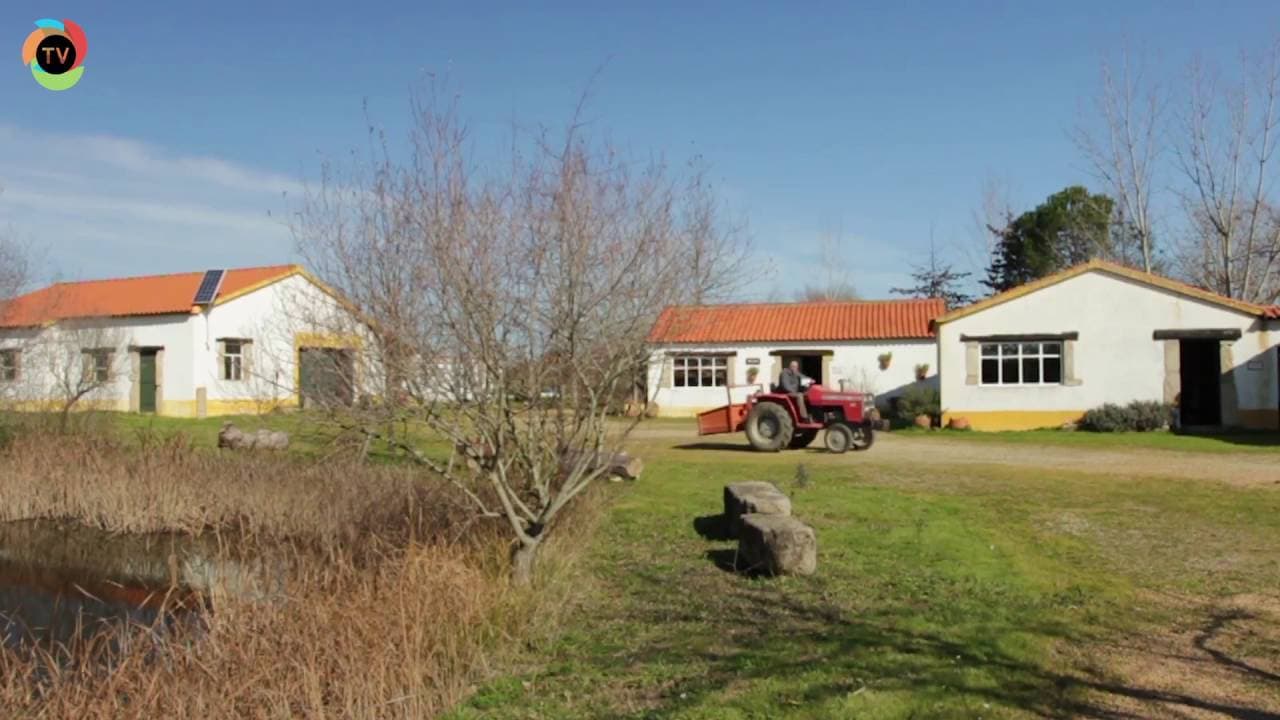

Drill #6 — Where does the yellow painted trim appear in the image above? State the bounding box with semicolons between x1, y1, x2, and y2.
210;265;304;307
942;410;1085;431
210;266;357;316
0;398;130;413
162;398;299;418
934;260;1269;326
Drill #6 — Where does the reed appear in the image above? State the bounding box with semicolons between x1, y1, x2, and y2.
0;426;597;718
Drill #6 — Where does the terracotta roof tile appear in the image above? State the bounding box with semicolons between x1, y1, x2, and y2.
648;298;945;344
1264;305;1280;319
0;265;300;328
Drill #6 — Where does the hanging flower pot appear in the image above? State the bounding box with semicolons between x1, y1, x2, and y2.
877;352;893;371
915;363;929;381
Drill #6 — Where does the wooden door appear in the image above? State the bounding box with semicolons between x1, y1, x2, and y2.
139;350;158;413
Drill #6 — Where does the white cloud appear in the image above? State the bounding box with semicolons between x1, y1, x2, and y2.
0;125;301;282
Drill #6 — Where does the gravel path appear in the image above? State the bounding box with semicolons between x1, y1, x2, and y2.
629;424;1280;487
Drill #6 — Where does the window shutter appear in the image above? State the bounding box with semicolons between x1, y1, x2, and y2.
217;340;227;381
964;343;979;386
726;355;737;386
1063;340;1082;386
659;356;673;389
242;340;253;381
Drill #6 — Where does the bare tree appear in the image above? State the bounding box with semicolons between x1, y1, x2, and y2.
1072;47;1164;272
39;321;128;428
0;232;32;411
0;238;28;310
795;225;859;301
293;84;748;584
1173;40;1280;303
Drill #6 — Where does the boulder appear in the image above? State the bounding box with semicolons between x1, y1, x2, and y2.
559;449;644;481
914;413;933;429
947;416;971;431
218;423;290;451
738;514;817;576
723;481;791;537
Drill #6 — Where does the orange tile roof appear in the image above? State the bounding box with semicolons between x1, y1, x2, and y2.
648;298;946;344
0;265;301;328
1264;306;1280;319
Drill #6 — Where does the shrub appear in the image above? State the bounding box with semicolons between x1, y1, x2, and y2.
1080;400;1173;432
895;386;940;426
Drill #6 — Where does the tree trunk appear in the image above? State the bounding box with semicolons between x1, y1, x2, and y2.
511;539;541;587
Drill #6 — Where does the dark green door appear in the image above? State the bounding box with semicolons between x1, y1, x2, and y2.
139;350;158;413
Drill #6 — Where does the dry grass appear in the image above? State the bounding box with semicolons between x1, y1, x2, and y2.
0;425;599;718
0;429;464;545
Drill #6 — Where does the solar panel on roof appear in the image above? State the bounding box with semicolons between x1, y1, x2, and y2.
193;269;226;305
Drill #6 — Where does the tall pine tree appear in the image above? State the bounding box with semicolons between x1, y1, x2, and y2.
984;186;1114;293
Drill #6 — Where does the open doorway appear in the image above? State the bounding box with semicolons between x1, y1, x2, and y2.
1179;339;1221;427
777;354;824;385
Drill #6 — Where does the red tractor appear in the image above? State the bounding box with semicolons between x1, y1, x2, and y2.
696;383;876;453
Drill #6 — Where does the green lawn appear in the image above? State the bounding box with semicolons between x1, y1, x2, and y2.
895;425;1280;453
449;437;1280;718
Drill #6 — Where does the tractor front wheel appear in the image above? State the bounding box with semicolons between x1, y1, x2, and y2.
824;423;854;454
745;402;794;452
851;423;875;451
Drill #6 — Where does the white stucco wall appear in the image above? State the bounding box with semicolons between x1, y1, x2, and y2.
937;270;1279;430
0;314;193;412
647;339;936;416
0;273;363;417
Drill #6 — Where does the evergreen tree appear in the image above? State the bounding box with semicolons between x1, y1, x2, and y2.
984;186;1114;293
890;240;973;309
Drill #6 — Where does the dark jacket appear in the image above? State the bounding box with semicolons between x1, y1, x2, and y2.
779;367;804;393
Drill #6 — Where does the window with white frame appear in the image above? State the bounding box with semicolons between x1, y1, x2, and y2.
221;339;247;381
980;341;1062;386
672;355;728;387
0;350;18;382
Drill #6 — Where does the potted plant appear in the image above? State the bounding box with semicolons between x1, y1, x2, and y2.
746;366;759;385
915;363;929;381
877;351;893;370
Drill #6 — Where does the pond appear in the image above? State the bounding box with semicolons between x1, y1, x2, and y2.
0;520;286;649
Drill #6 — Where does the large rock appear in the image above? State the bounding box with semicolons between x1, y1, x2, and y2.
218;423;290;451
559;449;644;481
738;514;817;576
723;481;791;537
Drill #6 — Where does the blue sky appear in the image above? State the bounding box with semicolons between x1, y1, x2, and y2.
2;1;1278;299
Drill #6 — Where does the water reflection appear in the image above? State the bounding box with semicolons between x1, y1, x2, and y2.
0;520;285;649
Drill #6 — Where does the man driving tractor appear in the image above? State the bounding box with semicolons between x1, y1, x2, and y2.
778;360;812;422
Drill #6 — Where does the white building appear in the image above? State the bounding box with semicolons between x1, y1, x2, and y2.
646;298;943;417
935;260;1280;431
0;265;361;417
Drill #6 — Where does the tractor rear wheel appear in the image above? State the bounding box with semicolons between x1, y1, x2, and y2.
824;423;854;454
788;430;818;449
745;402;794;452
